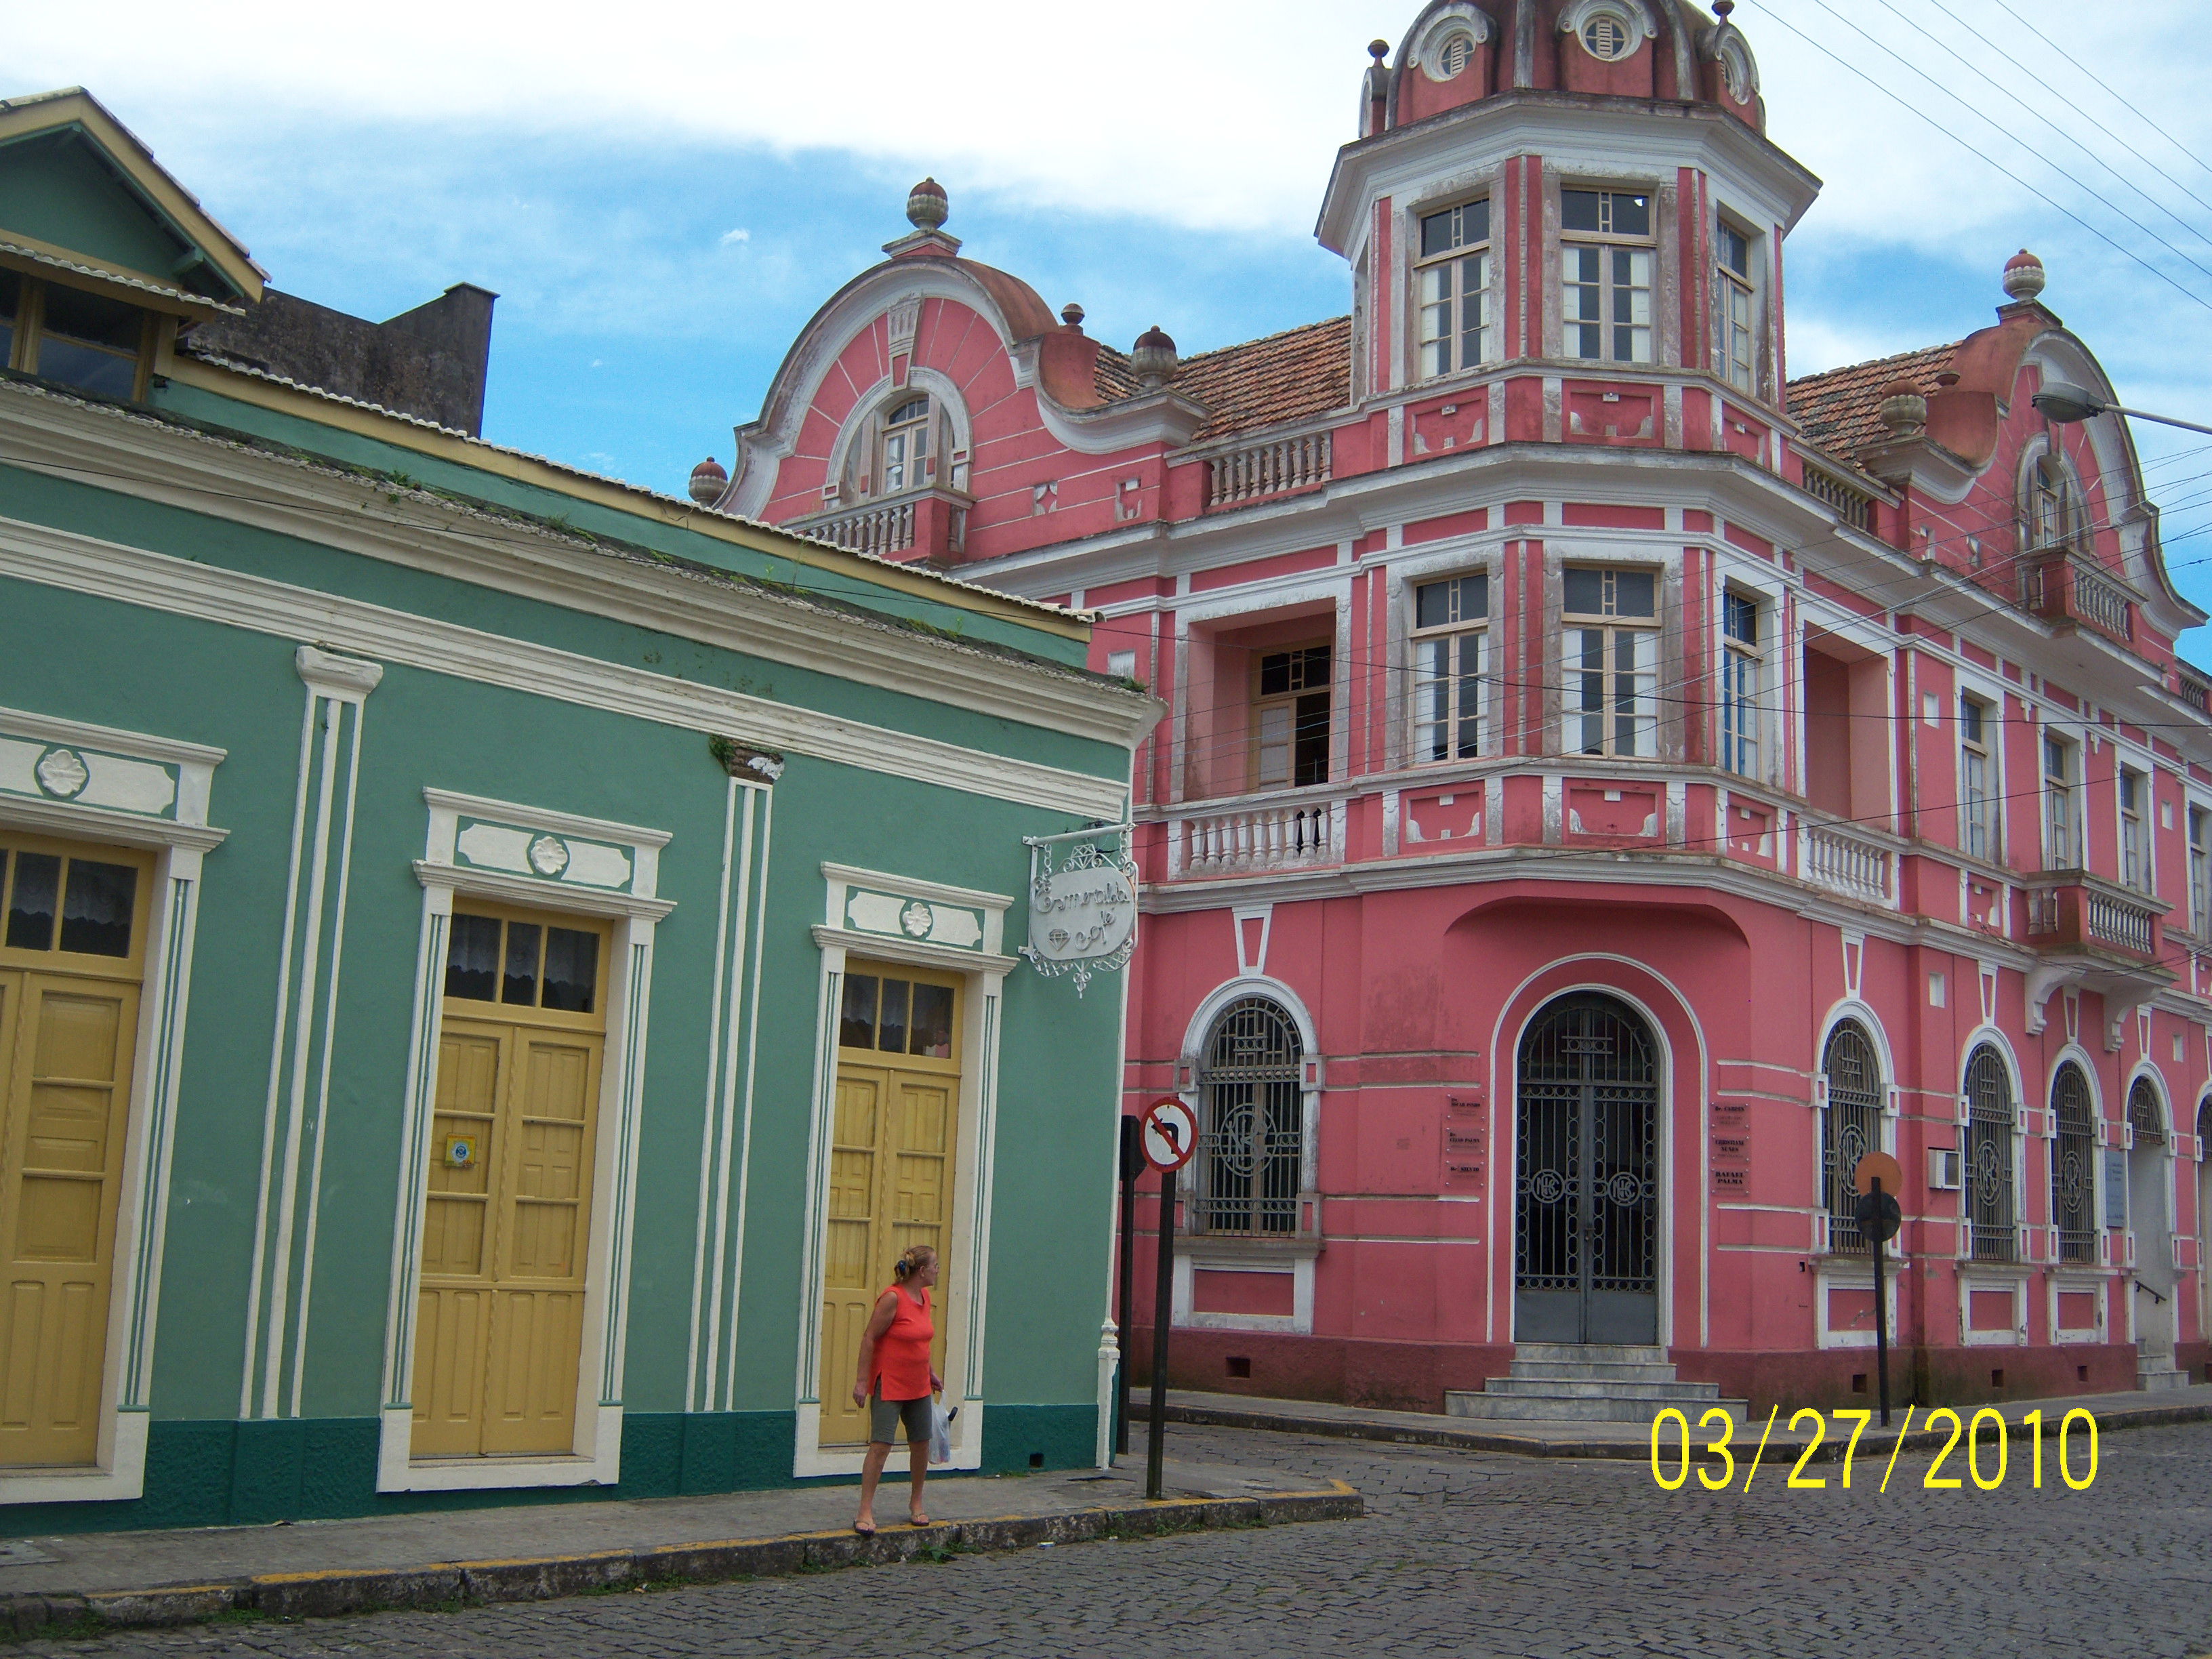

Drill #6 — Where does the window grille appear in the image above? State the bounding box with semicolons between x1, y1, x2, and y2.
1194;998;1305;1235
2051;1062;2095;1263
1821;1021;1882;1252
1965;1044;2016;1261
2129;1077;2165;1147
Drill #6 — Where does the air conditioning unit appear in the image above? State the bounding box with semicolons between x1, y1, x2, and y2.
1929;1148;1963;1191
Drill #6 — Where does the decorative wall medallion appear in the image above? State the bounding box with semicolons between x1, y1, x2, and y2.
35;747;89;799
528;834;572;878
843;888;986;949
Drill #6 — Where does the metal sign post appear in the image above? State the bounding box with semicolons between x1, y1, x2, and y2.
1853;1152;1905;1428
1115;1114;1143;1459
1139;1096;1197;1501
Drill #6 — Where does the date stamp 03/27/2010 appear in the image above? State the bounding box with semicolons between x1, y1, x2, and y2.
1648;1405;2102;1493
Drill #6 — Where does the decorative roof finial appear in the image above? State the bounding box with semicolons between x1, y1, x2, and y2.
688;456;727;506
1714;0;1734;16
1061;302;1086;331
906;178;949;232
1369;38;1389;61
2003;248;2047;302
1131;325;1179;392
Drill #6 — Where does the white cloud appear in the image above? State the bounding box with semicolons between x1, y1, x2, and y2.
718;226;750;247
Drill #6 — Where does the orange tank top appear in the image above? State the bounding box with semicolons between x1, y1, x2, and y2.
872;1284;934;1400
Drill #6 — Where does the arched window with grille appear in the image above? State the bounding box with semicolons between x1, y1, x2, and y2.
1820;1020;1882;1250
2051;1062;2095;1263
1193;997;1305;1235
1964;1044;2016;1261
2129;1077;2166;1147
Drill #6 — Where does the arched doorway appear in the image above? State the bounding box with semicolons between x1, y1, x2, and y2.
2128;1078;2174;1371
1515;992;1660;1344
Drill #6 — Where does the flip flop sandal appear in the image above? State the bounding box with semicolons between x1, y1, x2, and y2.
853;1523;878;1538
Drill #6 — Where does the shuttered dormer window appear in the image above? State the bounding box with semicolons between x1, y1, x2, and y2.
878;394;931;495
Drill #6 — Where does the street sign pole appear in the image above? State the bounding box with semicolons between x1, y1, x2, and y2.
1145;1164;1176;1501
1872;1177;1891;1428
1115;1115;1141;1459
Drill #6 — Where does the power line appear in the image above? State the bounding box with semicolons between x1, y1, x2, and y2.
1759;1;2212;318
1981;0;2212;198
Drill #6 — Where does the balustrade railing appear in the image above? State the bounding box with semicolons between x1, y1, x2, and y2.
2024;873;2164;961
2177;666;2211;716
1207;431;1332;508
1800;818;1895;906
2019;546;2135;647
804;499;913;557
1172;798;1338;877
2085;888;2158;955
1801;464;1874;532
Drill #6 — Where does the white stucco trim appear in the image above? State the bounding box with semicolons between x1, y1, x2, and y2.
374;795;670;1493
0;710;222;1505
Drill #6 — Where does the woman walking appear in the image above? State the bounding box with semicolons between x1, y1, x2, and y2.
852;1243;941;1536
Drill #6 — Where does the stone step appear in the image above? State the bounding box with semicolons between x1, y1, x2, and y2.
2137;1366;2193;1393
1447;1390;1754;1425
1507;1359;1680;1383
1481;1376;1724;1403
1512;1343;1668;1364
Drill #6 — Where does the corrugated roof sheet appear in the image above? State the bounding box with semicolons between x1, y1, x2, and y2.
1787;341;1959;463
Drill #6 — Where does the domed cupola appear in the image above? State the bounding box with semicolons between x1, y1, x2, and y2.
1370;1;1763;135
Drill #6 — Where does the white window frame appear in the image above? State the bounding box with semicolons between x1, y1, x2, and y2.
2043;728;2079;870
1715;216;1757;395
1560;186;1654;366
1409;571;1490;763
2119;763;2152;895
1719;586;1762;779
1415;197;1494;381
1562;564;1661;758
1959;691;1999;864
2188;799;2211;935
878;394;932;495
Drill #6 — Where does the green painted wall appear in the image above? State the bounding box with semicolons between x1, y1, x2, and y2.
0;359;1134;1532
0;130;194;285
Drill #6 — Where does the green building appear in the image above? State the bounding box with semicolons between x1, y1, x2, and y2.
0;87;1154;1532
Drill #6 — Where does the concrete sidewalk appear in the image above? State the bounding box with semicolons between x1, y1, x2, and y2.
1166;1381;2212;1462
0;1454;1358;1638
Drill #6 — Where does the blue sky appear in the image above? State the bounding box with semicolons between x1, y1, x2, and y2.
17;1;2212;634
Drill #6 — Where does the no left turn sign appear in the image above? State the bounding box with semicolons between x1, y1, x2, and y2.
1141;1096;1197;1172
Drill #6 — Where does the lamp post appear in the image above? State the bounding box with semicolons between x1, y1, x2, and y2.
2032;382;2212;438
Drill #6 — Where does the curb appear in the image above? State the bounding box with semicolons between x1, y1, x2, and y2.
0;1483;1359;1639
1166;1397;2212;1465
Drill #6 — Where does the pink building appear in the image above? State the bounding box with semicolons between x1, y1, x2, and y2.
712;0;2212;1415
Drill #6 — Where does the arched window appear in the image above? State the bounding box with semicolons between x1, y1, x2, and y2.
1820;1021;1881;1250
1193;997;1304;1235
2025;452;2078;550
1964;1044;2016;1261
2051;1062;2095;1263
2129;1077;2165;1147
878;395;931;495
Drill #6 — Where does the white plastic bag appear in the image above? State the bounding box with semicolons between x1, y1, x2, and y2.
928;1399;956;1465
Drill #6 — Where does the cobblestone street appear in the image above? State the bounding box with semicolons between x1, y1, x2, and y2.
31;1420;2212;1659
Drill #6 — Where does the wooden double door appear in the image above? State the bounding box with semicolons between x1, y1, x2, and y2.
817;962;961;1448
411;905;608;1458
0;834;150;1468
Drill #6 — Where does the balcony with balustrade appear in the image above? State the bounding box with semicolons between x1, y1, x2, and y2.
1162;787;1346;880
789;485;973;564
2017;543;2138;652
2022;870;2169;964
1798;815;1899;908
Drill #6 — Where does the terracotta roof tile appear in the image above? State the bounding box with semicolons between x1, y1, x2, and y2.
1787;341;1960;464
1090;316;1352;442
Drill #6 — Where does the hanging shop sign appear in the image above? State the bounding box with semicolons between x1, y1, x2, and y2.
1019;823;1138;996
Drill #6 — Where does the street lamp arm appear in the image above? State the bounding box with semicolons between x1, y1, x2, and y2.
2033;381;2212;437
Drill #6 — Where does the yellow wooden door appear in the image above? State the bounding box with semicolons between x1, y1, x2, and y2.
411;907;605;1459
817;963;960;1448
0;837;148;1469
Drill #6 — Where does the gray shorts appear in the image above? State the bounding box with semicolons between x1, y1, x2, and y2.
869;1390;932;1446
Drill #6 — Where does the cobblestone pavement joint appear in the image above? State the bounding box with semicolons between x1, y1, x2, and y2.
12;1418;2212;1658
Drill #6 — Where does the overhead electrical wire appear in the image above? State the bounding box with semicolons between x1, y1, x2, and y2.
1758;2;2212;318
